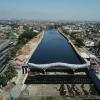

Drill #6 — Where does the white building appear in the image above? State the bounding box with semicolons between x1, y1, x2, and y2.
84;40;94;47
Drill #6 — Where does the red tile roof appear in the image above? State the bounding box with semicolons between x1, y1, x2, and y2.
15;54;26;67
16;54;25;62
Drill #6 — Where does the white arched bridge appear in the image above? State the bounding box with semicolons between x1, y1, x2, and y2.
28;62;90;70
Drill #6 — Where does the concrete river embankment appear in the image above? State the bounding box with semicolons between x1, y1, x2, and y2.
25;31;44;63
58;28;85;64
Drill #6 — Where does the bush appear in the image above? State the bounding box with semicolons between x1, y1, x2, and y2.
46;96;54;100
75;38;84;46
0;66;18;86
0;74;8;86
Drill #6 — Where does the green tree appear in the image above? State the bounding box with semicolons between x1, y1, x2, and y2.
46;97;54;100
7;27;41;58
18;28;38;46
12;70;18;77
0;74;8;86
62;29;69;35
7;73;13;79
2;78;8;86
8;66;15;72
75;38;84;46
97;42;100;53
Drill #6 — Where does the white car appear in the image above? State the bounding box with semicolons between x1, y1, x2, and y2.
94;69;100;74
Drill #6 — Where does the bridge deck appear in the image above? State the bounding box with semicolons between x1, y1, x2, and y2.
25;75;92;84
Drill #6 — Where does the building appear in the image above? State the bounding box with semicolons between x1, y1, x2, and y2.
0;33;7;39
9;34;19;39
15;54;26;67
15;54;27;74
84;40;94;47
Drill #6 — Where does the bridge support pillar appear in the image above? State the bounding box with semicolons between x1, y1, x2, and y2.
28;68;31;75
72;70;75;74
43;69;46;75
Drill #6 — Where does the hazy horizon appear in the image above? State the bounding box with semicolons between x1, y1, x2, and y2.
0;0;100;21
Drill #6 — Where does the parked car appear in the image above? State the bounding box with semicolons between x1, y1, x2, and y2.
94;69;100;74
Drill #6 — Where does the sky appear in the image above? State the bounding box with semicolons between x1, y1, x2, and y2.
0;0;100;21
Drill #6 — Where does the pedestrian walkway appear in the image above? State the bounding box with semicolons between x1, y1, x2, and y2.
10;84;22;98
10;73;28;98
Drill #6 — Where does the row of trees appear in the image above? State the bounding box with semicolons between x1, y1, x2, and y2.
0;74;8;86
70;32;84;46
46;25;58;30
5;66;18;79
0;27;40;86
94;42;100;53
62;29;69;35
0;27;41;86
18;27;38;46
62;29;84;46
9;27;39;58
0;66;18;86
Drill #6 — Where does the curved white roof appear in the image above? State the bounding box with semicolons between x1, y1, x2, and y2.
28;62;90;70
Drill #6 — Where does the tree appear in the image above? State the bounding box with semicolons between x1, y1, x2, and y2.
7;66;18;78
62;29;69;35
94;45;98;49
8;66;15;72
7;73;13;79
9;48;17;57
2;78;8;86
46;97;54;100
0;74;8;86
97;42;100;53
12;70;18;77
75;38;84;46
94;42;100;53
18;28;38;46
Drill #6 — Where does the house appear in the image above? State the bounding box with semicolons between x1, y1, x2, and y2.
33;26;41;33
0;33;7;39
15;54;26;67
84;40;94;47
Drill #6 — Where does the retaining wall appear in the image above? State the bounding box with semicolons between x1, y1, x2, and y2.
58;28;85;64
26;31;44;63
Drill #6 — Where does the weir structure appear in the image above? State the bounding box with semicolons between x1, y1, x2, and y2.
28;62;90;74
24;62;92;84
24;62;100;94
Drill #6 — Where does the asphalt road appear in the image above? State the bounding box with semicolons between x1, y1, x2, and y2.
0;39;12;50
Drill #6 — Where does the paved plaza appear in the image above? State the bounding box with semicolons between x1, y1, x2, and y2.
16;84;100;100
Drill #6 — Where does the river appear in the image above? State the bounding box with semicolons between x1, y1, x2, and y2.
29;29;85;64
